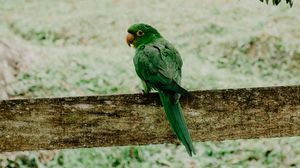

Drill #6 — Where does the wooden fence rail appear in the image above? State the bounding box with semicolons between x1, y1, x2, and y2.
0;85;299;152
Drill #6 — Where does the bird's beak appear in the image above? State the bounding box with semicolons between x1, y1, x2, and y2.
126;33;135;47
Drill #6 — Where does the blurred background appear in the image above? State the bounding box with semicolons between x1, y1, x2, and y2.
0;0;299;167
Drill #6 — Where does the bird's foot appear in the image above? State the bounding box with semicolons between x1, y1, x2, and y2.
142;90;150;96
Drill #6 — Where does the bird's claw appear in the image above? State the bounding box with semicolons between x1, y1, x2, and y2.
142;90;150;96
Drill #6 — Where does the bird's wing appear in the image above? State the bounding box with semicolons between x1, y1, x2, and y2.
136;40;188;95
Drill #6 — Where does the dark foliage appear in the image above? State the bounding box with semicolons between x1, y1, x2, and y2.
259;0;293;7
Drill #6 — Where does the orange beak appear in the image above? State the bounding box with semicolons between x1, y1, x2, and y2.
126;33;135;47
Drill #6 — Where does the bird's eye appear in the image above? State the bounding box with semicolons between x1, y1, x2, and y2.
137;30;144;36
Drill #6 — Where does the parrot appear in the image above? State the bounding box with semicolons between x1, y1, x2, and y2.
126;23;196;156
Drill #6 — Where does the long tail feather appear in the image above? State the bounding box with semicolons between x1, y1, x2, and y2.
159;91;196;156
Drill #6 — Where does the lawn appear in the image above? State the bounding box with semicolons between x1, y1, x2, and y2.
0;0;300;167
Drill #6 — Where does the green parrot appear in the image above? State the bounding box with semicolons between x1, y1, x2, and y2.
126;23;196;156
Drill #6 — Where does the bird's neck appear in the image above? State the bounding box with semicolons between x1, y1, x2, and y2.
135;34;162;49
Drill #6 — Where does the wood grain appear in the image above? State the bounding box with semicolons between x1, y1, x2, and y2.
0;85;299;152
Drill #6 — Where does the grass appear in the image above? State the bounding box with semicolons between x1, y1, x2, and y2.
0;0;300;167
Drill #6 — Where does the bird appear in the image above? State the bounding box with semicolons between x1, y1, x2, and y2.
126;23;196;156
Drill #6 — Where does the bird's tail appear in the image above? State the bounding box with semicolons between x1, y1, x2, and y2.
159;91;196;156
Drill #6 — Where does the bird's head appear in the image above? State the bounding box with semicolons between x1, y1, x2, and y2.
126;23;162;48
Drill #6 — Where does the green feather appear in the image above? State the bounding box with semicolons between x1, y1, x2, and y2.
159;91;196;156
129;23;196;156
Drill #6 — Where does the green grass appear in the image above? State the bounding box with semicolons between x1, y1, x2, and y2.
0;0;300;167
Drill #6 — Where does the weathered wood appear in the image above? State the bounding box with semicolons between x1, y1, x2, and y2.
0;85;299;152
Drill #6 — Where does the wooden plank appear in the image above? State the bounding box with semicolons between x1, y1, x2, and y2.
0;85;299;152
